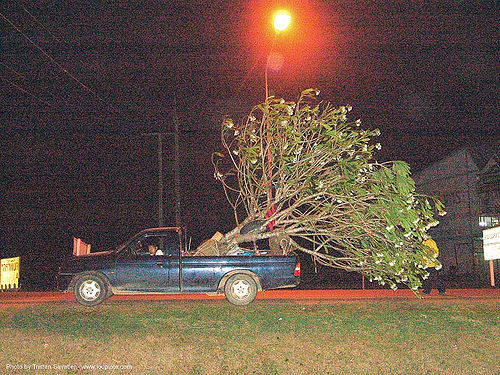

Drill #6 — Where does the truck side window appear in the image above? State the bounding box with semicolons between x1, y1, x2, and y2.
143;236;164;256
122;239;143;257
123;236;164;257
119;231;179;257
162;231;180;256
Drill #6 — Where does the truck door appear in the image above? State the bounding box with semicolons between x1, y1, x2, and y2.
162;230;181;292
114;234;171;292
179;257;219;292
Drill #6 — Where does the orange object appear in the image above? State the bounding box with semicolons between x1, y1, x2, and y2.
294;262;301;277
490;260;496;287
73;237;91;256
266;204;277;230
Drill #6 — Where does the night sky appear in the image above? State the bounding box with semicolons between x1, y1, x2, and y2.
1;1;498;288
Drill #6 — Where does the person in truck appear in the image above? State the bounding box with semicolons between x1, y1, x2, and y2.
148;244;163;256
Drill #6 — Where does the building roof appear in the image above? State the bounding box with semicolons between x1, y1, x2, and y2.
413;136;499;173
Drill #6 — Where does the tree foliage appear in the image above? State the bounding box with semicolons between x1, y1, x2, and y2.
212;89;445;292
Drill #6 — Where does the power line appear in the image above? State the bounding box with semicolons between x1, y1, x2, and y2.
0;61;25;79
20;3;61;43
0;11;112;112
0;75;53;108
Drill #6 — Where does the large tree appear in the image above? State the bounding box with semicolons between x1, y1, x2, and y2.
202;89;445;292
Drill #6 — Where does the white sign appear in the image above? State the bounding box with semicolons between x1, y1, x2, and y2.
483;226;500;261
1;256;20;290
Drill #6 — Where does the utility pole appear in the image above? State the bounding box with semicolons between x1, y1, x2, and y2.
142;104;182;228
173;100;181;227
157;133;164;227
142;131;174;228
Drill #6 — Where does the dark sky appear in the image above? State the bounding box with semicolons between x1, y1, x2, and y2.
0;1;498;285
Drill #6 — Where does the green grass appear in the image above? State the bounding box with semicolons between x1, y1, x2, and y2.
0;299;498;374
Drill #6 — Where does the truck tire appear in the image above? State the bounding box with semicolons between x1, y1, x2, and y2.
74;273;109;307
224;273;258;306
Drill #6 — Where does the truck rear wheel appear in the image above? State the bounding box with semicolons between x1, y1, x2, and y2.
74;273;109;307
224;274;258;306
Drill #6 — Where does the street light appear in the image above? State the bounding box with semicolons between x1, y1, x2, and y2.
265;9;292;233
265;9;292;100
273;10;292;32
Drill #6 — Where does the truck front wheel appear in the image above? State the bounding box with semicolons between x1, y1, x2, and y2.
74;273;109;307
224;274;258;306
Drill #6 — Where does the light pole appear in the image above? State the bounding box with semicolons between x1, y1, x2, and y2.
265;9;292;232
265;9;292;100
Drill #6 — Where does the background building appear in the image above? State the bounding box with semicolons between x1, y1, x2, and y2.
413;145;499;284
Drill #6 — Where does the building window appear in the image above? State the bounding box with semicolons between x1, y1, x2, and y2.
478;216;500;228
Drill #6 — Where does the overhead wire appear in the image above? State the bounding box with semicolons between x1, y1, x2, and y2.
20;3;61;43
0;10;116;114
0;75;53;108
0;61;25;79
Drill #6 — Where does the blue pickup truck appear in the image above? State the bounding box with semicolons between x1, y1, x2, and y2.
58;227;300;306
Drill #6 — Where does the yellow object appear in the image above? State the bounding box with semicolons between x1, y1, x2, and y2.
1;257;20;290
422;238;439;268
211;232;224;242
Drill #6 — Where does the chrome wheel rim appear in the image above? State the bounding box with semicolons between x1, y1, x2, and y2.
231;280;251;299
79;280;101;301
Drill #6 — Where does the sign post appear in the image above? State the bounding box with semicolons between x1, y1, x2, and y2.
490;260;495;287
483;226;500;287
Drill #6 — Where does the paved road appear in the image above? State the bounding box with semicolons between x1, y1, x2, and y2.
0;289;498;305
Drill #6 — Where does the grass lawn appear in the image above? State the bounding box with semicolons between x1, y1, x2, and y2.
0;299;498;374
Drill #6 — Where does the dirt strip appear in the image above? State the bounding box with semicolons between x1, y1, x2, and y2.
0;288;498;305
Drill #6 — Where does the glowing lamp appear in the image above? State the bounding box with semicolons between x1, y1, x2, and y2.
273;10;291;32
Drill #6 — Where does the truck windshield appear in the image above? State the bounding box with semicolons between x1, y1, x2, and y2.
115;238;132;253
